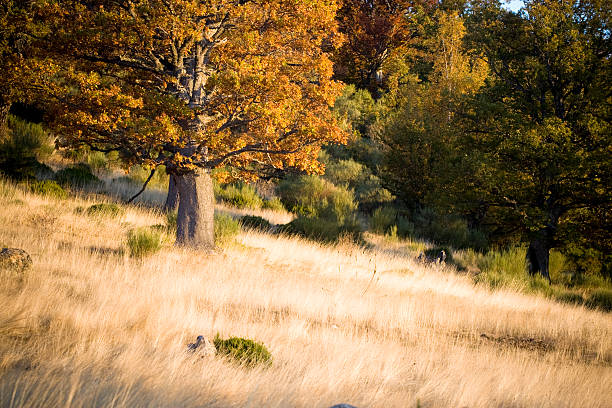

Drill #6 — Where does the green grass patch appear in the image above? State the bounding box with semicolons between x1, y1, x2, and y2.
239;215;273;231
126;227;164;258
86;203;124;217
214;213;241;246
585;289;612;312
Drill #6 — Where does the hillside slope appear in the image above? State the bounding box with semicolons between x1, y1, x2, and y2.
0;181;611;407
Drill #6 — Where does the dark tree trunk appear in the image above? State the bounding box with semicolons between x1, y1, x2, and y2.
164;174;179;212
175;170;215;249
526;237;551;283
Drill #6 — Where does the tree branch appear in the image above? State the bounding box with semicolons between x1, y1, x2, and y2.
127;168;156;204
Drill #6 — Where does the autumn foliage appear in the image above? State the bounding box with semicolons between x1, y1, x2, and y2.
31;0;345;177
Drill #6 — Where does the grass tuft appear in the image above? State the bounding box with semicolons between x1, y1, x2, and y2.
86;203;124;218
126;227;164;258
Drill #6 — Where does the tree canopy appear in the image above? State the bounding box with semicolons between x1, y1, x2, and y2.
454;0;611;279
36;0;344;178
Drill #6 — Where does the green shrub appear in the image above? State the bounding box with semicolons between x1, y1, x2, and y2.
276;175;361;243
216;182;264;209
0;115;55;181
370;207;397;234
332;84;377;136
319;150;393;211
213;334;272;368
86;203;124;217
473;247;529;290
214;213;241;246
323;156;365;187
262;197;285;212
396;216;415;237
413;207;487;250
281;214;362;243
29;180;67;199
277;175;357;223
1;115;53;157
585;289;612;312
85;151;120;175
240;215;273;231
55;164;101;187
127;227;164;257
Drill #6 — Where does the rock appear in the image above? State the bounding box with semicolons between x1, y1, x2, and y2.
187;335;216;357
196;337;216;357
0;248;32;272
329;405;358;408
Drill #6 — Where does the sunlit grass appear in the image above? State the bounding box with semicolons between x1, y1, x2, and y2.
0;177;610;407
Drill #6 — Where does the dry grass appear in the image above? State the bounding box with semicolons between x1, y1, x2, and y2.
0;179;611;407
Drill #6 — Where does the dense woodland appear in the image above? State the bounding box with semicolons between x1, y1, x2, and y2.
1;0;610;292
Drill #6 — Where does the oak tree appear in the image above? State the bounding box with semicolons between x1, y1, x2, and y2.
35;0;345;248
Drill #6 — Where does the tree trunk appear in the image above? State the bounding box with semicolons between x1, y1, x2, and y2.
175;170;215;249
164;174;179;212
526;237;551;283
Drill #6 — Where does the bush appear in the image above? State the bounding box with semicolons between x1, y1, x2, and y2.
240;215;273;231
370;207;397;234
213;335;272;368
85;151;120;175
28;180;67;199
320;151;394;212
396;216;415;237
0;115;55;180
216;182;263;209
214;213;241;246
55;164;101;187
281;214;362;243
86;203;124;217
473;247;529;290
413;207;488;250
262;197;285;212
585;289;612;312
127;227;164;257
277;175;357;223
323;156;365;187
277;175;361;243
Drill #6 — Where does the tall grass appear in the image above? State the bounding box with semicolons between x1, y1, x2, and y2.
0;182;610;407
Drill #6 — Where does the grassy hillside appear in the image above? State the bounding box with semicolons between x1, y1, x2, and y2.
0;179;611;407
